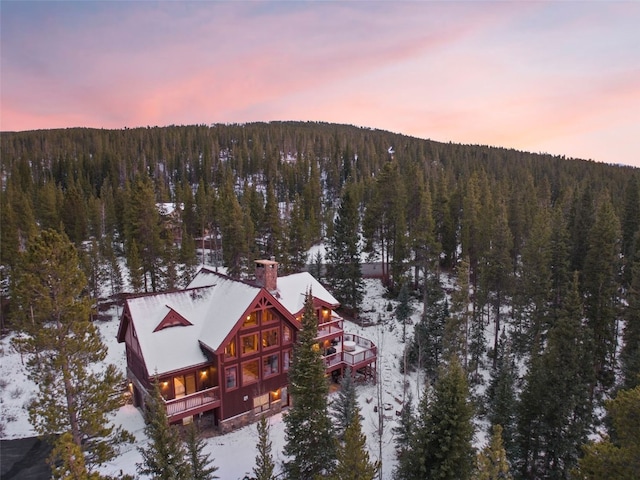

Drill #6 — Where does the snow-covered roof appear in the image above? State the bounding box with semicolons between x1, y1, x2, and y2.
275;271;339;315
125;267;339;376
126;276;260;376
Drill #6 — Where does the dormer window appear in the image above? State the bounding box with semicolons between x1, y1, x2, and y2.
153;306;192;332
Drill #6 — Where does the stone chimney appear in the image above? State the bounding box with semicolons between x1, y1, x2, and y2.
255;259;278;292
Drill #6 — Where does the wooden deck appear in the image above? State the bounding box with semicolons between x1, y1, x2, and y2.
165;386;221;422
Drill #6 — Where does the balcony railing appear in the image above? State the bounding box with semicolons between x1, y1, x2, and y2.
322;333;377;370
165;386;220;419
316;317;343;341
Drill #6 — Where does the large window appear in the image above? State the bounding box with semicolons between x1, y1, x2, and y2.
173;374;196;398
243;312;258;328
283;349;292;372
263;354;279;377
242;359;260;385
283;325;292;344
262;328;279;349
225;339;237;359
263;309;278;324
225;366;238;390
241;333;259;355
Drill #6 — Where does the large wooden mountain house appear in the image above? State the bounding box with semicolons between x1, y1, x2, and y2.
117;260;377;432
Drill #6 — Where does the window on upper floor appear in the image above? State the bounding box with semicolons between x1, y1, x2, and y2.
263;309;278;324
243;312;258;328
283;325;292;344
225;338;237;359
241;333;259;355
262;328;279;349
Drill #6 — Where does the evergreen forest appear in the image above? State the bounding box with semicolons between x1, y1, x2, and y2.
2;121;640;479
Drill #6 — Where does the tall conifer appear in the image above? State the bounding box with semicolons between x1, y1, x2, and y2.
252;416;276;480
474;425;513;480
11;229;131;472
329;409;379;480
137;380;190;480
411;357;475;480
185;422;218;480
282;291;336;478
326;185;364;316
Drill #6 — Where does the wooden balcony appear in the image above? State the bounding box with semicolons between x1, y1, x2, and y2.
322;333;377;372
165;386;221;422
316;317;343;343
342;333;377;369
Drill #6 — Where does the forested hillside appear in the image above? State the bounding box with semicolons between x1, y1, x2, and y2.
2;122;639;478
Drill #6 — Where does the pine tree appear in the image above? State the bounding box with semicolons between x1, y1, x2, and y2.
574;385;640;479
485;330;518;463
392;391;415;480
101;234;123;297
219;178;248;278
126;239;144;293
474;425;513;480
516;272;594;479
326;186;365;316
479;201;513;368
252;416;275;480
263;182;282;260
180;230;199;287
282;291;336;479
411;357;475;480
409;272;448;382
362;160;408;289
137;380;190;480
513;207;552;355
10;229;131;472
185;422;218;480
448;257;471;369
621;258;640;389
284;195;308;274
124;175;164;292
50;432;95;480
582;193;620;389
621;175;640;287
331;367;359;440
329;409;379;480
395;282;413;344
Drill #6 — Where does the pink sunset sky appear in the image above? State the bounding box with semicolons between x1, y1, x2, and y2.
1;1;639;167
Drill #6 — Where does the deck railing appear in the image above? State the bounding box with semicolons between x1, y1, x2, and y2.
322;333;377;370
316;317;343;340
164;386;220;418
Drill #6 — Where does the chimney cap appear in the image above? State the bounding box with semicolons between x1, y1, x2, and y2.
255;259;278;266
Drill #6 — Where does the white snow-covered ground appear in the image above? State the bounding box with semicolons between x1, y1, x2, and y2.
0;269;492;479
